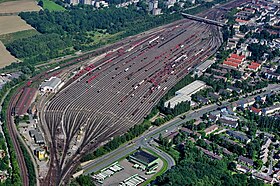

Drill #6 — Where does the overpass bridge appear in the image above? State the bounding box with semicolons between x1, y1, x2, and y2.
181;13;227;27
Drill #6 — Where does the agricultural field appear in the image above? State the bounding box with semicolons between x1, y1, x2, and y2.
0;16;34;35
39;0;65;11
0;41;18;68
0;0;40;14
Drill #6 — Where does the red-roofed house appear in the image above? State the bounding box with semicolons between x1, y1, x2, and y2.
249;106;262;115
248;62;261;71
235;18;249;24
223;61;239;68
230;54;245;61
227;58;243;64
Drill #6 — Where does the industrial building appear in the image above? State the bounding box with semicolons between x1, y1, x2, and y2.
34;147;46;160
29;129;45;145
194;59;215;77
15;87;37;116
128;150;159;171
40;77;62;93
164;80;207;108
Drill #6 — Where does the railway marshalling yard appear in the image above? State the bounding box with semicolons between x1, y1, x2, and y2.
39;18;222;185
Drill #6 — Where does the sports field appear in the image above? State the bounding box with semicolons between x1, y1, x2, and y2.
0;0;41;14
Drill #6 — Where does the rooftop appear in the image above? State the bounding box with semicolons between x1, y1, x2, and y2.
41;77;61;89
164;80;206;108
130;150;158;165
238;156;254;165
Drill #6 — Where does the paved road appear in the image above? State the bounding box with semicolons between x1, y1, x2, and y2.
82;104;221;174
82;83;280;175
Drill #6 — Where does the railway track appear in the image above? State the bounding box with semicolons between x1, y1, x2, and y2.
41;18;223;185
3;0;249;185
6;90;29;186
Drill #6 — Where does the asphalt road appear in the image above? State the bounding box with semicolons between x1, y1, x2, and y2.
82;83;280;175
82;103;222;174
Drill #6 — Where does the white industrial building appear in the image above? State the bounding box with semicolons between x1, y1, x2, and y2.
40;77;63;93
164;80;206;108
193;59;215;77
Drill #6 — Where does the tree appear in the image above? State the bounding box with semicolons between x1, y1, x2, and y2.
228;162;236;171
254;160;263;170
76;175;94;186
38;0;44;7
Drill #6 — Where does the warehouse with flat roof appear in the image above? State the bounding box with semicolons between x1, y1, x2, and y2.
40;77;62;93
128;150;159;171
164;80;206;108
194;59;215;76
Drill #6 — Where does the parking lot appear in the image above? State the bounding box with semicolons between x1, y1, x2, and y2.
93;158;163;186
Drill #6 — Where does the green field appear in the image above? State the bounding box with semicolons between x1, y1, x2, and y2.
84;30;123;47
0;29;40;45
39;0;65;11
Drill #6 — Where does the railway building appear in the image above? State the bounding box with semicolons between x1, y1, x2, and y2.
34;147;46;160
128;150;159;171
164;80;206;108
193;59;215;77
29;129;45;145
15;87;37;116
40;77;62;93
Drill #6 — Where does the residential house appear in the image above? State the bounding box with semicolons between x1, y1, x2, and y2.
204;125;219;136
208;92;221;101
196;95;210;105
164;131;179;143
238;155;254;166
255;95;266;103
227;130;251;143
236;164;252;173
0;150;5;159
227;86;243;94
180;127;201;139
262;104;280;115
265;71;280;80
253;173;274;185
219;118;239;128
249;106;262;115
196;146;222;160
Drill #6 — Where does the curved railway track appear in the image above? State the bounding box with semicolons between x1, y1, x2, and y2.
6;91;29;186
41;18;223;185
3;0;249;185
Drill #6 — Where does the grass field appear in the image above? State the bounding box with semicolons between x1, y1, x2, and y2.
0;0;41;14
0;16;34;35
40;0;65;11
0;41;19;68
84;30;123;48
0;29;39;45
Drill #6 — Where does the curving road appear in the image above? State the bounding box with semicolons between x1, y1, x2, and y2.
82;83;280;175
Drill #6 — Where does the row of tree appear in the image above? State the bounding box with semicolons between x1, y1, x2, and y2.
81;119;151;162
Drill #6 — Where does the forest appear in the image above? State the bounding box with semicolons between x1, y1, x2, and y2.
154;140;264;186
7;6;181;65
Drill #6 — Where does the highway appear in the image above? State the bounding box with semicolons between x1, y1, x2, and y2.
82;83;280;175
